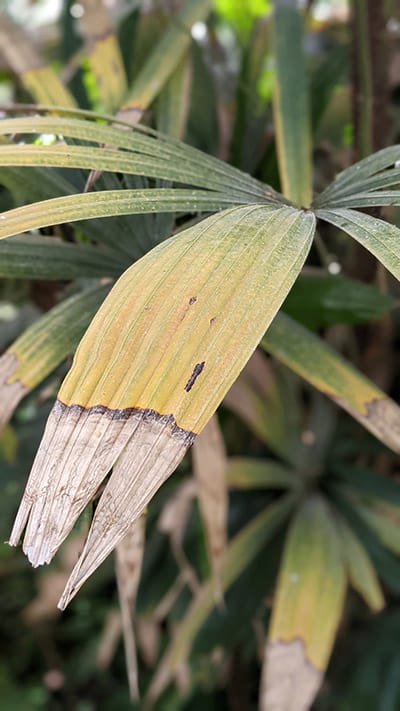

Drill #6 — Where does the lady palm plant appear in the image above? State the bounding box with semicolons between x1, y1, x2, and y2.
0;0;400;708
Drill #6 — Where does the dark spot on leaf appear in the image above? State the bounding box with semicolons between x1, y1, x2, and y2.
184;362;205;392
210;317;216;325
189;296;197;305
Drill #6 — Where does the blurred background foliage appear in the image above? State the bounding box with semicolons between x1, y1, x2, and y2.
0;0;400;709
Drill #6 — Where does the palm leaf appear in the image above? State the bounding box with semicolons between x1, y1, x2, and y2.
336;514;385;612
0;189;245;242
0;143;260;202
260;496;346;711
79;0;127;113
0;116;276;202
314;144;400;207
119;0;211;120
316;208;400;281
0;235;124;280
262;313;400;454
0;284;109;432
317;191;400;208
271;0;312;206
225;457;296;490
8;204;315;610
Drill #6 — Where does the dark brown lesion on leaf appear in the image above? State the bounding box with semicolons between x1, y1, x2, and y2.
189;296;197;305
184;361;205;392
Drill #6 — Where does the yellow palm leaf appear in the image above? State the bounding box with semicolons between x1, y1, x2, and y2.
9;204;315;608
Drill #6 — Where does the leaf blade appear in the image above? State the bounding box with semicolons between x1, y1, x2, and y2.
317;208;400;281
120;0;211;119
336;514;385;612
225;457;295;489
314;144;400;207
0;115;274;203
262;313;400;454
318;191;400;208
271;0;312;206
9;205;315;607
260;496;346;710
0;143;256;200
0;189;246;242
0;235;124;280
0;285;110;432
79;0;127;113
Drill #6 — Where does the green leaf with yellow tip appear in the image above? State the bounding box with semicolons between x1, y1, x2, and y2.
8;203;315;610
335;514;385;612
0;284;109;433
225;457;295;490
262;313;400;454
260;496;346;711
147;495;294;704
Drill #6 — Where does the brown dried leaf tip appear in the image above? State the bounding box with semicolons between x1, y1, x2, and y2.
260;639;322;711
9;400;194;609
